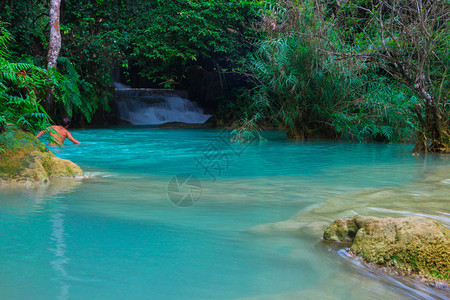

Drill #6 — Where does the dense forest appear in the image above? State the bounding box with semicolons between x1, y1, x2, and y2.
0;0;448;152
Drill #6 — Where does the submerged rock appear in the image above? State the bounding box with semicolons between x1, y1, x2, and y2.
0;126;83;184
324;215;450;282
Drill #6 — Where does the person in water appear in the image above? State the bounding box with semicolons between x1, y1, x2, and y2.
36;118;81;146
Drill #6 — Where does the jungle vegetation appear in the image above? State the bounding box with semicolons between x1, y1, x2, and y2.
0;0;448;152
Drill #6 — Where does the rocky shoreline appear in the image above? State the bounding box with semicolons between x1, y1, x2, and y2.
323;215;450;285
250;167;450;292
0;126;84;185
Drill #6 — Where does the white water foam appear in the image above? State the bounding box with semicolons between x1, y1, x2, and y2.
116;95;211;125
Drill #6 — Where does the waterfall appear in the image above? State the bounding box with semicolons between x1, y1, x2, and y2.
114;87;211;125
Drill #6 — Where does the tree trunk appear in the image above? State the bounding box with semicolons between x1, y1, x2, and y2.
45;0;62;111
413;101;450;153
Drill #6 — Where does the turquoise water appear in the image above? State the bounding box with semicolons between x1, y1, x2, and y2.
0;127;449;299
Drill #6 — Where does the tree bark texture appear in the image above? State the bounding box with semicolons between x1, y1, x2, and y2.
46;0;61;110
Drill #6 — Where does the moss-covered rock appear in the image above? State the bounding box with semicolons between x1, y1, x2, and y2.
324;215;450;282
0;125;83;184
323;216;359;243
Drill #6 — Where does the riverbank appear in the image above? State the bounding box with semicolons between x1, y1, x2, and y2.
0;126;84;185
324;215;449;284
251;164;450;293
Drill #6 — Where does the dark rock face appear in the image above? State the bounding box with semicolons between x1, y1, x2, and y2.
324;215;450;282
0;126;83;184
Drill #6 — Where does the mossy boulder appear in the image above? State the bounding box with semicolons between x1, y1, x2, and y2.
323;216;359;243
324;215;450;282
0;125;83;184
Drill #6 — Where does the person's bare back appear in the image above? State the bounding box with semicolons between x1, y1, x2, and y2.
36;118;81;146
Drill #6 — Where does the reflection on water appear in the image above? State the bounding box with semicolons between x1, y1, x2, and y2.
0;178;82;215
0;128;449;299
50;204;70;300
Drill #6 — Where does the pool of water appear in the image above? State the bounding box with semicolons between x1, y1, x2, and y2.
0;127;449;299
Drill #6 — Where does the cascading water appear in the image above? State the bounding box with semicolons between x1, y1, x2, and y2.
114;86;211;125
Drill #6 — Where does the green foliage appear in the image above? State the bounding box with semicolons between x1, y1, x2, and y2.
0;23;100;138
0;0;48;64
237;2;418;142
230;113;265;142
1;0;117;123
129;0;262;86
324;0;449;152
55;57;110;123
1;0;262;121
331;76;419;142
0;24;52;133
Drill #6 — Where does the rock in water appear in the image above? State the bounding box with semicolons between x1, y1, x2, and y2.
324;215;450;282
0;126;83;184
